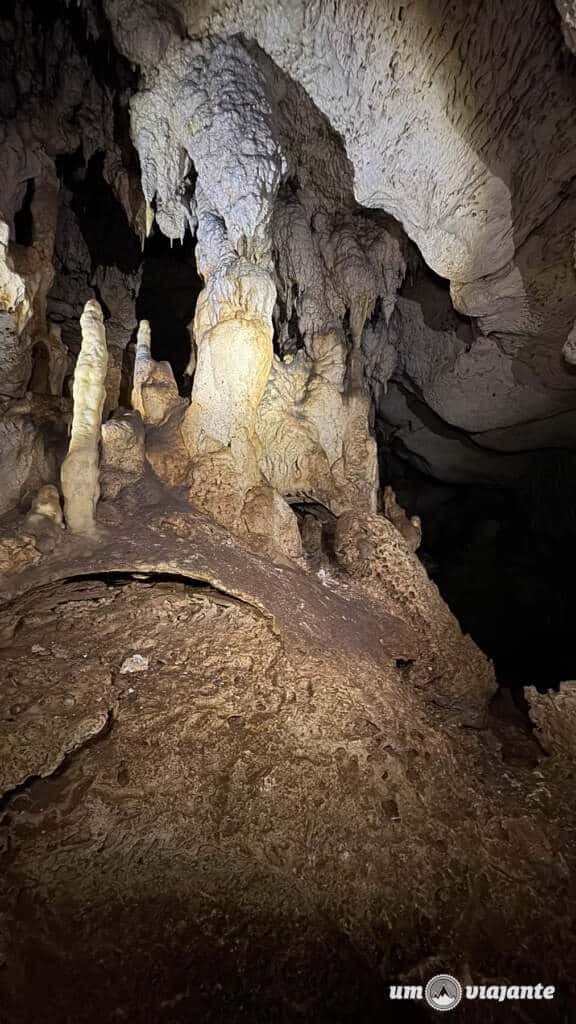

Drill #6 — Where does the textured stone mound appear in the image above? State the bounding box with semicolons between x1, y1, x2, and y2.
0;500;574;1022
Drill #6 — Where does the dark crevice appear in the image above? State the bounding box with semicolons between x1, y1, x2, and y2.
271;290;287;355
342;307;354;351
66;150;142;276
272;266;305;356
0;708;115;815
368;296;383;328
289;500;337;565
91;282;112;321
30;0;138;94
287;304;305;352
66;570;219;590
28;571;259;616
0;572;265;665
28;340;50;394
487;688;548;768
395;260;473;340
13;177;35;246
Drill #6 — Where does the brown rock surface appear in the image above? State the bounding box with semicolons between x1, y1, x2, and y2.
0;498;573;1022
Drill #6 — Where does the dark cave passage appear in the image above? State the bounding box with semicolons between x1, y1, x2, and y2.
367;256;576;694
136;229;202;395
47;147;142;358
380;447;576;691
65;150;141;277
46;147;202;396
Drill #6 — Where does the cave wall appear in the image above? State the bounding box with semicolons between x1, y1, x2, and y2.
0;0;147;510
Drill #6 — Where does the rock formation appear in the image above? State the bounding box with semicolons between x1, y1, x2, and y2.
100;410;146;500
60;299;108;534
382;484;422;552
131;318;181;426
1;1;576;1020
27;483;63;525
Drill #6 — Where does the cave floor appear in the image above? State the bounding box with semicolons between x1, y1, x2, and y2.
0;575;425;1022
0;503;575;1022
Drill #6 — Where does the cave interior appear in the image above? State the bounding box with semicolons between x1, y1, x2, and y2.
2;0;576;1020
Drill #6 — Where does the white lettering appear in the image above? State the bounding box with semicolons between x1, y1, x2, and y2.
404;986;423;1000
389;986;423;1000
397;976;557;1005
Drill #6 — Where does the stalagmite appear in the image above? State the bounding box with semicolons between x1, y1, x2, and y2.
184;259;276;458
131;317;182;427
60;299;108;534
131;318;152;418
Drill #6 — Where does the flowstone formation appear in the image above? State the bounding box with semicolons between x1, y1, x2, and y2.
86;0;576;484
3;0;576;503
123;33;407;548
